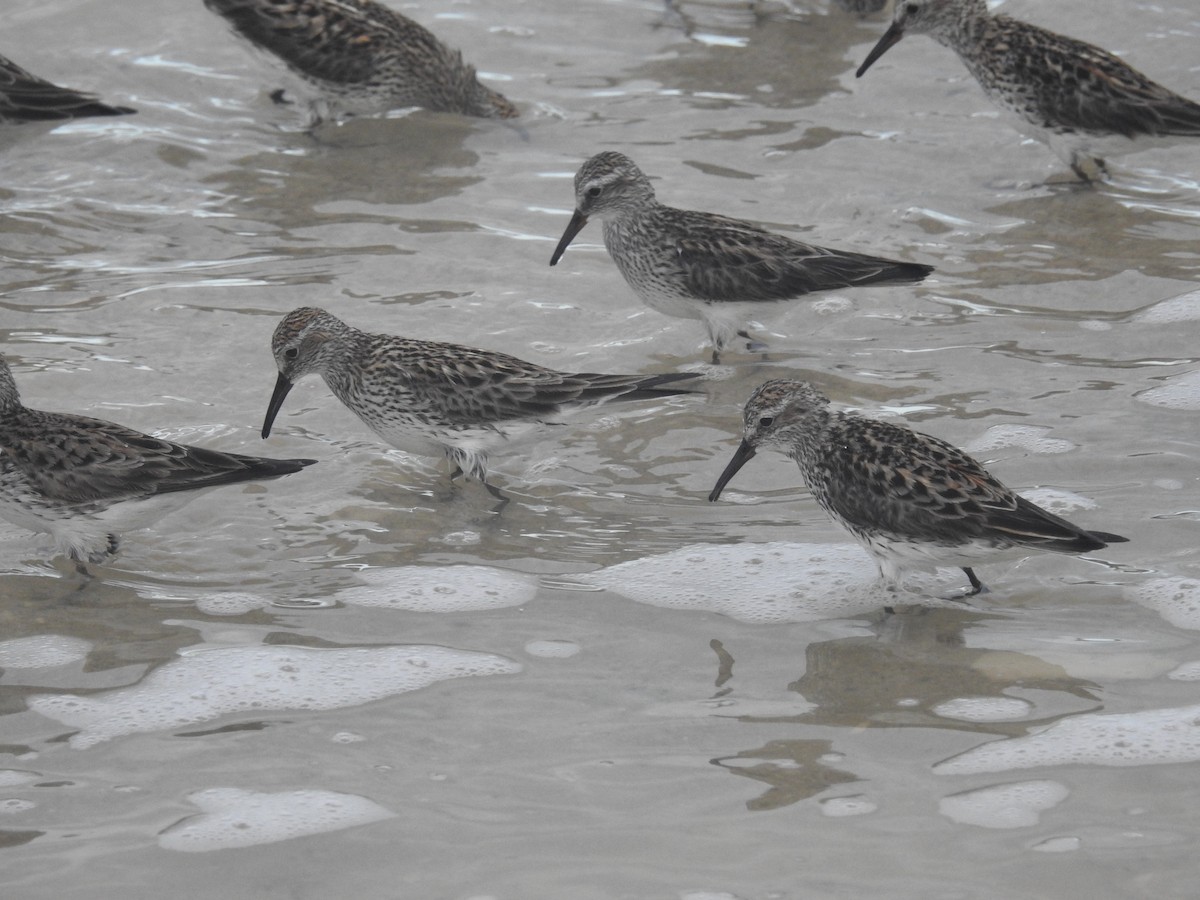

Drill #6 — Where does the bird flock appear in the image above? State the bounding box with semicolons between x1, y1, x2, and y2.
5;0;1195;597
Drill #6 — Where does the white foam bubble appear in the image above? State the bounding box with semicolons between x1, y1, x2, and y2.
933;697;1033;722
437;531;481;546
1167;661;1200;681
332;565;538;612
1138;370;1200;411
580;542;944;623
938;780;1069;829
935;703;1200;775
1017;487;1097;515
1126;577;1200;630
158;787;394;852
0;771;37;788
810;296;854;315
1132;289;1200;324
193;593;270;616
524;640;581;658
819;795;878;818
962;424;1074;455
0;635;91;669
28;644;521;749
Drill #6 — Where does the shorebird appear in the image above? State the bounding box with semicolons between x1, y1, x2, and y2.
708;379;1127;596
261;307;699;499
0;52;133;142
549;151;932;362
855;0;1200;181
0;355;315;572
204;0;518;122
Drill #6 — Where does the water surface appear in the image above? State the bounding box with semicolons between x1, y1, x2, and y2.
3;0;1200;897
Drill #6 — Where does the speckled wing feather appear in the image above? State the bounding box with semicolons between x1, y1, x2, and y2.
984;494;1122;551
378;339;696;426
204;0;443;86
994;18;1200;137
815;417;1109;551
0;54;133;122
3;408;311;507
670;211;931;303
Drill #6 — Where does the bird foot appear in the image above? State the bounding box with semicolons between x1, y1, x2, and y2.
1068;155;1110;184
735;329;769;354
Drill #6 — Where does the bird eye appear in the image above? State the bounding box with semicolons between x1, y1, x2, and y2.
284;348;299;360
586;186;602;198
905;2;918;13
758;416;774;428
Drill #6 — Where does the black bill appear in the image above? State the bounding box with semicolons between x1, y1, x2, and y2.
549;209;589;267
261;371;295;439
708;440;758;502
856;21;905;78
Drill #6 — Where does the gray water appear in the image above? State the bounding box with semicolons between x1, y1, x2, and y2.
3;0;1200;896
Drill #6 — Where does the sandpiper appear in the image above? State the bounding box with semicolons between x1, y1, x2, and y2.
708;380;1127;595
0;53;133;137
0;355;315;572
549;151;932;363
261;307;699;498
204;0;518;122
855;0;1200;181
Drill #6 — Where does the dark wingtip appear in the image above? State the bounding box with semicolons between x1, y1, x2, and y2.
259;457;319;477
1088;530;1129;546
81;103;136;117
627;371;704;399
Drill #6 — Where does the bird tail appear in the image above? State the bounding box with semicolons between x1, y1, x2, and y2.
989;496;1125;554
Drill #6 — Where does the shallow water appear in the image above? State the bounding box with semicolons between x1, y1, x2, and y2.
2;0;1200;896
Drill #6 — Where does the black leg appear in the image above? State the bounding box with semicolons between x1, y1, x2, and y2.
962;567;984;596
738;329;769;354
483;480;509;507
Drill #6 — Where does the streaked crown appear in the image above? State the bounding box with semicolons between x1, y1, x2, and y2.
271;306;354;379
740;379;832;450
572;151;657;218
892;0;988;35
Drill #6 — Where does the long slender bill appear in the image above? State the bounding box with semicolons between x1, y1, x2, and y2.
261;371;295;439
708;440;758;502
856;22;905;78
549;209;589;266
